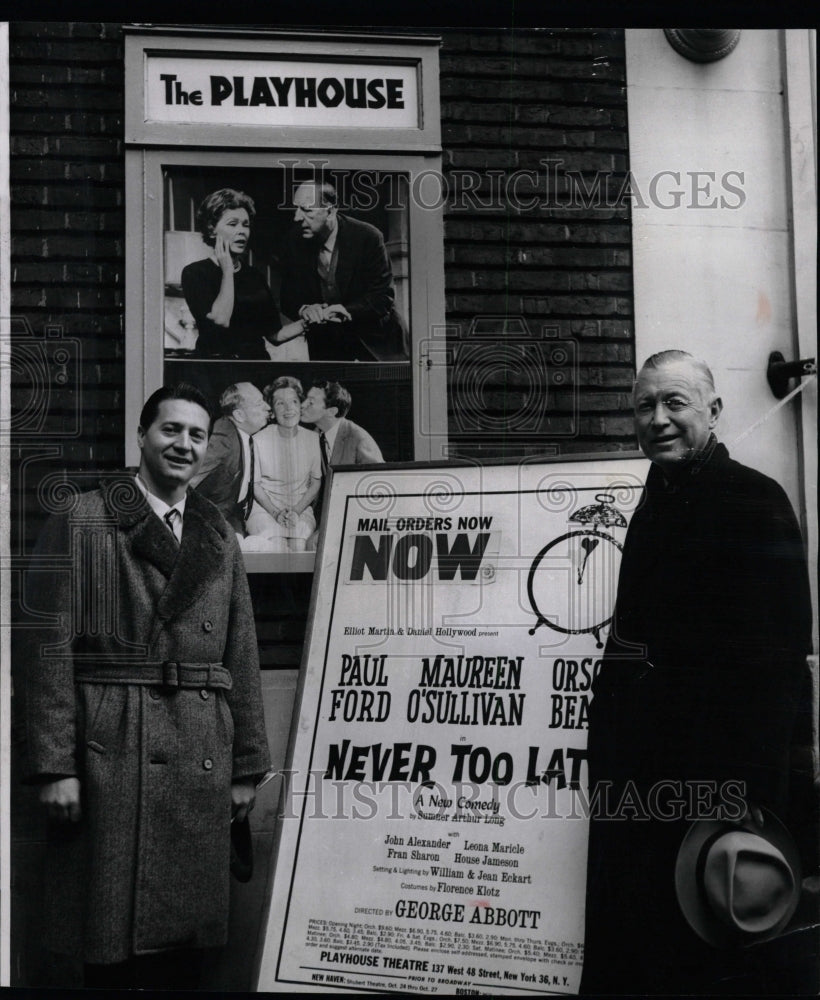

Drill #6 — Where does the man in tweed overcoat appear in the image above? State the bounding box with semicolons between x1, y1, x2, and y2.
24;383;271;988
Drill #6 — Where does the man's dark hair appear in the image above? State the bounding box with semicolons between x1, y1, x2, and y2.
139;383;213;432
195;188;256;247
312;379;351;418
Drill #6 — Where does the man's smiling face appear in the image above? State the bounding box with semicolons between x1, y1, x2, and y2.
633;360;722;471
137;399;210;501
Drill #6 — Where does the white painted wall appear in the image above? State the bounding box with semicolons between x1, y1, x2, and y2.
626;28;817;643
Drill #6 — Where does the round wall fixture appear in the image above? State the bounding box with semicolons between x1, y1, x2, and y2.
664;29;741;62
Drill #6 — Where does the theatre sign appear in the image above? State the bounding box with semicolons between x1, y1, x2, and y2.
144;55;419;128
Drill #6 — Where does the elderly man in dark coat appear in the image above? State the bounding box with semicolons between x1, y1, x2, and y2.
191;381;271;536
24;383;271;989
280;180;406;361
581;350;813;995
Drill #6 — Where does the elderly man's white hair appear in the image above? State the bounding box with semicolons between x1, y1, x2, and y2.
634;350;717;399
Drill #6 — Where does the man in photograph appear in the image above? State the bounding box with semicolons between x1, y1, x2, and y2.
191;381;270;536
24;383;271;989
300;379;384;536
301;379;384;469
280;180;406;361
581;351;814;994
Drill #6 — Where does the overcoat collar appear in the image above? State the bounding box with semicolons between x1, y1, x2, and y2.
645;440;730;501
100;475;232;623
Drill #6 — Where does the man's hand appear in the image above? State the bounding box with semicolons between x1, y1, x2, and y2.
299;303;328;326
321;303;352;323
231;778;256;824
39;777;81;824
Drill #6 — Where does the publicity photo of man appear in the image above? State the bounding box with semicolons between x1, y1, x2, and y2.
280;180;407;361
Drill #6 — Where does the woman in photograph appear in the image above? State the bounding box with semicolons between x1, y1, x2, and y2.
181;188;308;360
242;376;322;552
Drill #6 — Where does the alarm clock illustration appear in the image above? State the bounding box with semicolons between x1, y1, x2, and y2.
527;493;627;648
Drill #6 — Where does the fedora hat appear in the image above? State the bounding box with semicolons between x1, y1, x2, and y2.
675;807;801;948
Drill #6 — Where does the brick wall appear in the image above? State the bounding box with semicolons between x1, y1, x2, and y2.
440;29;635;458
9;21;125;554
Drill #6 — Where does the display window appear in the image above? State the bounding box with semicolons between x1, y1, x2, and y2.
124;30;445;571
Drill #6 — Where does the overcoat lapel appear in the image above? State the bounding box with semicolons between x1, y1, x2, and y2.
331;419;350;465
101;477;178;580
155;492;228;623
101;477;230;626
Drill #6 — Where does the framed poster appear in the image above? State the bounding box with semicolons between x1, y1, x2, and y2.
257;454;648;994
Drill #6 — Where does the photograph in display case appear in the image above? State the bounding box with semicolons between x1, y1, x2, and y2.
160;164;415;568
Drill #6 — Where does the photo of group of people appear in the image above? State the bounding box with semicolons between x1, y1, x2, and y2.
191;375;384;554
163;166;410;363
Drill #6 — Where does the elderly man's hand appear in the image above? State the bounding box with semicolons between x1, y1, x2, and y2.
231;779;256;824
39;777;82;824
299;303;327;326
322;303;352;323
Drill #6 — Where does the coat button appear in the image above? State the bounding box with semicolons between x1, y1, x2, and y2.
202;620;213;632
149;688;161;700
203;758;213;770
200;689;209;700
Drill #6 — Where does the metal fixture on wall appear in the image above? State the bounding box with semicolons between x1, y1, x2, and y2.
664;29;741;63
766;352;817;399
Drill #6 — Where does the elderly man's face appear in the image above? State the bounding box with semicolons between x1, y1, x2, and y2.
235;384;270;435
293;184;334;241
633;360;722;471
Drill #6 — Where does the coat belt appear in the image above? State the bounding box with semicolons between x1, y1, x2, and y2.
73;661;232;691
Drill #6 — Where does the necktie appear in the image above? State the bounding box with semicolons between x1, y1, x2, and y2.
319;431;330;474
243;436;256;520
164;508;181;545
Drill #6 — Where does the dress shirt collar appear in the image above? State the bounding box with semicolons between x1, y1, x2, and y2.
135;473;187;522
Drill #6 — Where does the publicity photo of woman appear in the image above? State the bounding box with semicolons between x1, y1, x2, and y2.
241;376;322;553
181;188;308;361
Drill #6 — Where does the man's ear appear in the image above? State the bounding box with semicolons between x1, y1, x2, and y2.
326;406;339;420
708;396;723;428
137;425;145;450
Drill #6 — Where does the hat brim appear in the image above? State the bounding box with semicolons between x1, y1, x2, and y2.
230;816;254;883
675;807;801;949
